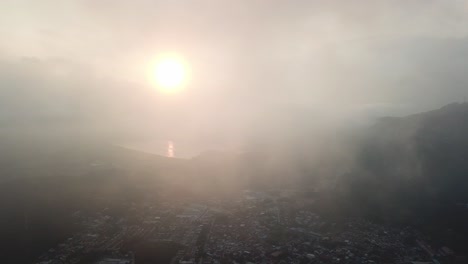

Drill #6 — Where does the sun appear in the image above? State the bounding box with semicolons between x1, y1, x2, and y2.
151;54;189;92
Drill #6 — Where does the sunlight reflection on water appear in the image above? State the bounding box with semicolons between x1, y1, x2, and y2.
166;140;175;158
119;139;237;159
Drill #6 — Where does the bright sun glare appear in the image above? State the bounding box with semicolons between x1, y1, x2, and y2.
152;54;188;92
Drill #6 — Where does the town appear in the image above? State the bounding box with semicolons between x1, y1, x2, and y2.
36;190;462;264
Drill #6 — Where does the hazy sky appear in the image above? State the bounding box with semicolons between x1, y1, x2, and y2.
1;0;468;146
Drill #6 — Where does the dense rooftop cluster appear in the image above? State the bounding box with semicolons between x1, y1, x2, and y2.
36;191;462;264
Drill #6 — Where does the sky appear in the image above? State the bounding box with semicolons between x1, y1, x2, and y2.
1;0;468;150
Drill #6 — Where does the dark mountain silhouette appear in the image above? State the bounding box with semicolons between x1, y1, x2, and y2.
352;102;468;203
344;103;468;253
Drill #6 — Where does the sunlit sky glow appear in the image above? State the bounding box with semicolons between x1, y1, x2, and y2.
152;54;189;92
1;0;468;143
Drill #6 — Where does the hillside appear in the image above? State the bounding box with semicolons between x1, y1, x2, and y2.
342;103;468;253
354;102;468;202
